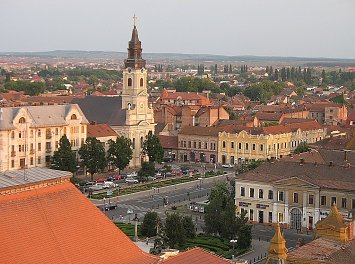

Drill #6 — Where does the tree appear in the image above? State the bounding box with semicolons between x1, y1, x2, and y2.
204;182;237;239
165;213;186;248
79;137;107;181
141;212;160;238
142;131;164;163
138;161;155;182
107;136;132;173
236;212;252;249
51;135;77;173
182;215;196;239
294;142;310;154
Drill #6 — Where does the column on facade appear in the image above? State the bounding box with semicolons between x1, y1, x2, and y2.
314;191;320;228
302;191;307;228
272;188;278;223
284;190;289;224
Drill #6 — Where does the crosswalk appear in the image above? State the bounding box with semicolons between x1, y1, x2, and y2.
115;203;148;212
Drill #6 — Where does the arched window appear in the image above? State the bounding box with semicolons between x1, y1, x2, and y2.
19;117;26;123
140;136;144;148
128;78;132;87
140;78;144;87
71;114;77;120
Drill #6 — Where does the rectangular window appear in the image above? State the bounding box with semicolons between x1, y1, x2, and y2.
293;193;299;203
260;144;264;151
341;198;347;209
55;128;59;135
268;190;273;200
278;191;284;202
38;130;41;137
245;143;249;150
331;196;337;206
269;212;273;223
250;188;254;198
308;194;314;205
193;142;196;148
249;209;254;221
321;196;327;206
238;143;242;150
132;138;135;149
222;141;226;148
231;142;234;149
240;187;245;197
30;157;34;165
198;142;201;149
188;141;191;148
352;199;355;209
259;189;264;199
205;142;208;149
252;144;256;151
11;160;15;168
38;156;41;164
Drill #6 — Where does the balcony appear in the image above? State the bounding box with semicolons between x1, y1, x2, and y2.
11;151;16;157
30;149;35;155
46;133;52;139
45;148;52;153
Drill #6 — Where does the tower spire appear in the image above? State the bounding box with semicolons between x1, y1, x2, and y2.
124;15;146;69
133;14;137;27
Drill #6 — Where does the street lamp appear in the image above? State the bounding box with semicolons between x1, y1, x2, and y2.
230;239;238;258
133;213;139;242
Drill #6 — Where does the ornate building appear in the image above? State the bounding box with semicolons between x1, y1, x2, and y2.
74;19;155;167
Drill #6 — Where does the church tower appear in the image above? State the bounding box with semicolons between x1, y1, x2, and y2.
121;15;155;167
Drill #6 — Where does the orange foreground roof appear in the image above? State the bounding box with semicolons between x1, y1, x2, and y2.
0;182;159;264
160;247;233;264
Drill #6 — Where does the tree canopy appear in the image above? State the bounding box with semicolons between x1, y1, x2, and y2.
142;131;164;163
79;137;107;180
107;136;133;173
141;212;160;238
51;135;77;173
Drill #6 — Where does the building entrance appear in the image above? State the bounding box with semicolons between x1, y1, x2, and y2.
290;208;302;230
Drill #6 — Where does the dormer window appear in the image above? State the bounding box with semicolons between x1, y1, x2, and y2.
19;117;26;124
71;114;77;120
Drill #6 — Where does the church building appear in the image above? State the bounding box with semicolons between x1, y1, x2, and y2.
74;19;155;167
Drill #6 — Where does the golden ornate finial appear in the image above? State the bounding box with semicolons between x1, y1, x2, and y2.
133;14;137;27
265;223;288;263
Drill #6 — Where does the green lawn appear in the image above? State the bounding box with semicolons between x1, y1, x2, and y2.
115;222;141;237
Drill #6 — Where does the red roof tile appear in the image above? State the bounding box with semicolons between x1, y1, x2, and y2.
87;123;118;138
0;182;159;264
160;247;233;264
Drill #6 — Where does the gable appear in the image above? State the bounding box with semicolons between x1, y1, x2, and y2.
275;176;320;189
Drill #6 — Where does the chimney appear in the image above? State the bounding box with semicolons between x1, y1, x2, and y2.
300;158;304;165
329;161;333;167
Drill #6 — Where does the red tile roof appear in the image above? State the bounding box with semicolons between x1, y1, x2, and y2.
0;182;159;264
160;247;233;264
87;123;118;138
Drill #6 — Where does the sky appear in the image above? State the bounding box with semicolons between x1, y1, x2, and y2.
1;0;355;58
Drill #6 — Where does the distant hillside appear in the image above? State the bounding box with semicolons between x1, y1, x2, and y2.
1;50;355;66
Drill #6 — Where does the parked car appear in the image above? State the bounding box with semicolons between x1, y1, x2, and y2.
148;176;157;181
89;183;104;191
95;177;107;183
103;181;118;189
222;164;234;168
125;177;139;184
127;171;137;178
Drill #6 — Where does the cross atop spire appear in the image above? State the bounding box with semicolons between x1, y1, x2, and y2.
133;14;137;27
